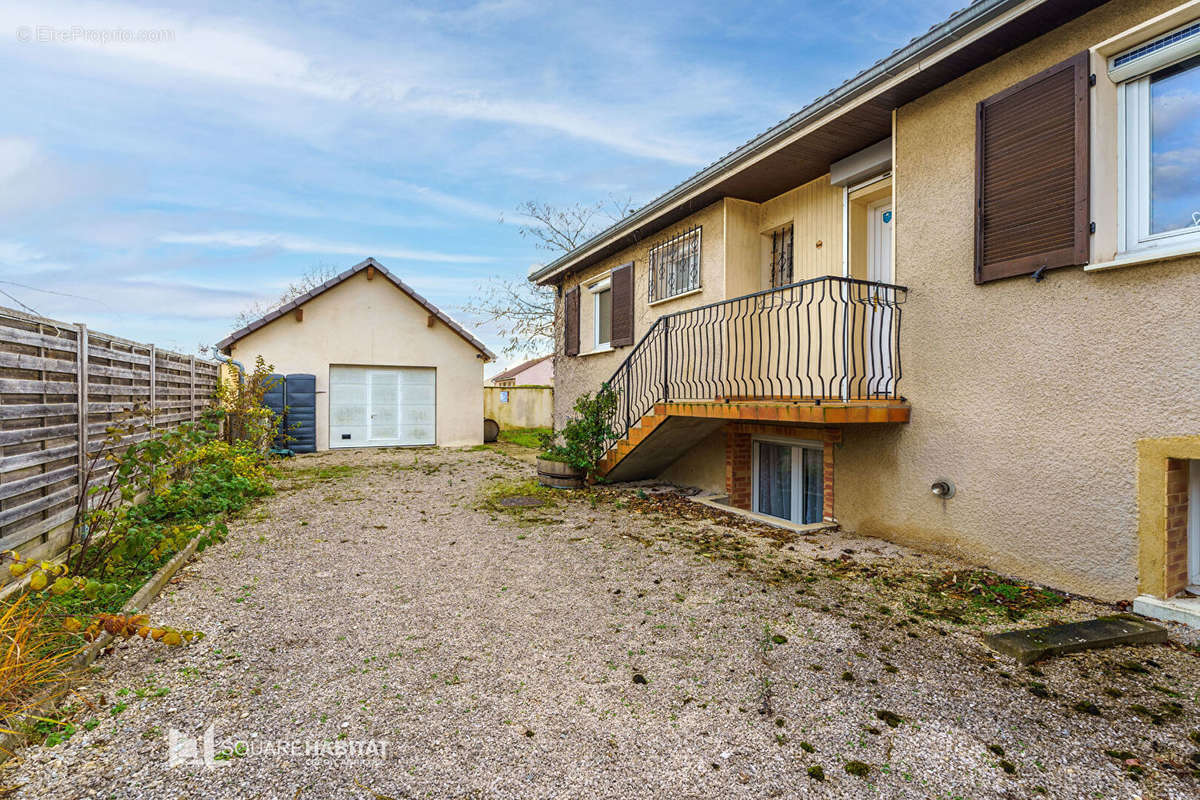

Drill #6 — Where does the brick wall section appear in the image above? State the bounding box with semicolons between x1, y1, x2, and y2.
724;423;841;522
823;441;835;522
1165;458;1190;597
726;429;752;509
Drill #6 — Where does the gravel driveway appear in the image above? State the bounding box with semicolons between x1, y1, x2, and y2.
7;446;1200;799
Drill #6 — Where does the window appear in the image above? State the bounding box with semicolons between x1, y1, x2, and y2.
751;439;823;525
770;224;794;287
589;277;612;349
499;390;509;403
648;226;701;302
1117;23;1200;254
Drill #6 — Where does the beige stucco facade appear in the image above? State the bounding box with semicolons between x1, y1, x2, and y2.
553;184;847;428
227;270;486;449
548;0;1200;602
831;0;1200;601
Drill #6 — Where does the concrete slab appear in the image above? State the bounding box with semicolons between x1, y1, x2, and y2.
1133;594;1200;628
984;614;1168;665
689;494;838;535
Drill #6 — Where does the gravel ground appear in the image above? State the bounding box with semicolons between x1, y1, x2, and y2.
6;446;1200;800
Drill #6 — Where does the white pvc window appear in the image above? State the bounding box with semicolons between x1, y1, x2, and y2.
589;277;612;350
750;437;823;525
1116;23;1200;254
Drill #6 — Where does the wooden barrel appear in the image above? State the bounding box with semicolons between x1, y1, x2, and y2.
537;457;585;489
483;418;500;442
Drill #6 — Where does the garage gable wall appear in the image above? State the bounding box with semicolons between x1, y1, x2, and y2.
227;270;484;448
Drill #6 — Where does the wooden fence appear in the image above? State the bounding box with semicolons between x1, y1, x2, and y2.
0;306;220;574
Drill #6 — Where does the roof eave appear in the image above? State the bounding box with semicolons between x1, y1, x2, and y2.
528;0;1038;286
217;257;496;361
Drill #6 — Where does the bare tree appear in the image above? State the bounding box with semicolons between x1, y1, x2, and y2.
467;196;637;357
233;262;340;329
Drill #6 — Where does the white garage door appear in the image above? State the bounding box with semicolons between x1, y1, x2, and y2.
329;366;436;448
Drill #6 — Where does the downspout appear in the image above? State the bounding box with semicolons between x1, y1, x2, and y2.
219;356;245;387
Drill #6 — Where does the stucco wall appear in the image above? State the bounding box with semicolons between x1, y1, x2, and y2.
835;0;1200;601
658;428;727;493
228;270;485;449
484;386;553;430
553;184;850;428
553;200;730;429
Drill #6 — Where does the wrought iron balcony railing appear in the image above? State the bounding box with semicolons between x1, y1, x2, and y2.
600;275;908;451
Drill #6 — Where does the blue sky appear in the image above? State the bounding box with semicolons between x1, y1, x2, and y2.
0;0;962;368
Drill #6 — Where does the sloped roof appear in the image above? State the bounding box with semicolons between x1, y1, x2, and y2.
488;354;552;383
217;257;496;360
529;0;1108;284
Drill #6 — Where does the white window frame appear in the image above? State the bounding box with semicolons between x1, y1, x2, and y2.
1115;22;1200;255
588;276;612;351
750;435;823;524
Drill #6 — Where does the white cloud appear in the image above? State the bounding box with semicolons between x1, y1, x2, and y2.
0;138;39;182
2;2;355;99
158;230;495;263
2;1;718;165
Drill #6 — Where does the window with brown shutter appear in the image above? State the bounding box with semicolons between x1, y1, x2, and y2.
610;262;634;347
975;51;1090;284
564;286;580;357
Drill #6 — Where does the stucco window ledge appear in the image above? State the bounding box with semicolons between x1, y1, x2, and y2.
580;345;614;357
1085;243;1200;273
647;286;704;307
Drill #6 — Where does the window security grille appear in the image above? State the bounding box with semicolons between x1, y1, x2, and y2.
648;226;701;302
771;224;794;287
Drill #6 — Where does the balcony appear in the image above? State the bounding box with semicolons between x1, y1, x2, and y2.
597;276;909;478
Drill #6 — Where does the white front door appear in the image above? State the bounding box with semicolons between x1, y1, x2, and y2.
866;200;895;396
329;366;436;448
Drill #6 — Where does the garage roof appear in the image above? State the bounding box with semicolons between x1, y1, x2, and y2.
216;257;496;360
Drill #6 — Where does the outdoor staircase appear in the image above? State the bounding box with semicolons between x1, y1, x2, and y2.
583;276;912;483
596;398;911;481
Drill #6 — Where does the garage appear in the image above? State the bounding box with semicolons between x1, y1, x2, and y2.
216;257;494;450
329;366;436;447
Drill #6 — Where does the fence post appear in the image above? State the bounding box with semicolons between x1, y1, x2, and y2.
75;323;89;502
148;344;156;430
189;355;196;422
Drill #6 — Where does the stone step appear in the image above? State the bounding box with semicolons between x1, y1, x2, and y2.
983;614;1168;665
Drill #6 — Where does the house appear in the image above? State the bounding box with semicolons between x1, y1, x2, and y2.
218;257;495;449
487;354;554;386
531;0;1200;623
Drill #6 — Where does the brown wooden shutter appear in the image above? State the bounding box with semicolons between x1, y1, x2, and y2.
975;51;1090;284
610;262;634;347
564;286;580;357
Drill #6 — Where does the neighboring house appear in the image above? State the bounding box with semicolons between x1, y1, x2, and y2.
218;257;494;450
487;354;554;386
532;0;1200;622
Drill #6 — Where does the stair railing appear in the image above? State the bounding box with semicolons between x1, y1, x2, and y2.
596;275;908;453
